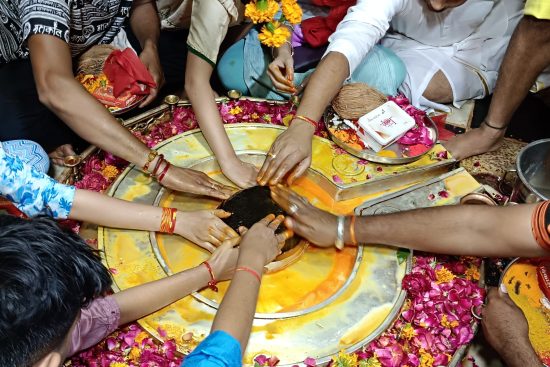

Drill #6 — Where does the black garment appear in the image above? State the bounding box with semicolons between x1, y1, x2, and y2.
0;60;86;153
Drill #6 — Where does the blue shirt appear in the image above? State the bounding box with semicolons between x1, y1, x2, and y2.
181;331;242;367
0;145;75;218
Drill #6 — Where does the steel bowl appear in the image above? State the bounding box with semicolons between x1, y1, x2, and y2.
513;138;550;203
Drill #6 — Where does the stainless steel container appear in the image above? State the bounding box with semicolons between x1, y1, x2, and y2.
512;139;550;203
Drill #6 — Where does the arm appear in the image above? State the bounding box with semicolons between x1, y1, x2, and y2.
267;26;296;93
129;0;164;106
70;190;238;250
271;186;548;258
28;35;154;169
258;0;404;185
445;16;550;160
113;238;240;325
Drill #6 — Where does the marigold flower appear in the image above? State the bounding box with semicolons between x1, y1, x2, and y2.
109;362;129;367
332;350;358;367
245;0;279;23
281;0;303;24
440;314;459;329
419;349;434;367
258;21;291;48
435;266;455;284
229;106;243;115
101;165;119;180
362;356;382;367
465;265;480;281
401;323;416;340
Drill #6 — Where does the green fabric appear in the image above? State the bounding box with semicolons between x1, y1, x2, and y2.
187;44;216;67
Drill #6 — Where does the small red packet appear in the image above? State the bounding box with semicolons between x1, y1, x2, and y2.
537;262;550;301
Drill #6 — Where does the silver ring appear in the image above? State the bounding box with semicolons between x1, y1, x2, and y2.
288;203;299;215
471;304;483;320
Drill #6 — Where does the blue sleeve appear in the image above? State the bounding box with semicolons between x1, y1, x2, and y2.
0;146;75;219
181;331;242;367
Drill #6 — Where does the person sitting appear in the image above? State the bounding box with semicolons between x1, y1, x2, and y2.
216;0;406;99
0;0;232;200
257;0;524;187
0;140;237;251
445;0;550;160
270;185;549;367
0;213;286;367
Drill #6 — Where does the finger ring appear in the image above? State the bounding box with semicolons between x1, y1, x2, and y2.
268;152;277;159
288;203;299;215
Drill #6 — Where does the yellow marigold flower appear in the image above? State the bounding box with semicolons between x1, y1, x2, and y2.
465;265;480;281
101;165;119;180
129;346;142;361
419;349;435;367
435;266;455;284
401;323;416;340
332;350;358;367
263;114;272;122
258;21;291;48
281;0;303;24
440;314;459;329
361;356;382;367
282;114;294;126
109;362;129;367
245;0;279;24
229;106;243;115
134;331;149;345
251;112;260;120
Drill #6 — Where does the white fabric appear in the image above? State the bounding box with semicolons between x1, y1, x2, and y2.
325;0;523;110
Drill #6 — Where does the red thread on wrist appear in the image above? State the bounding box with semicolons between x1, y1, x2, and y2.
235;266;262;283
202;261;218;292
151;154;165;177
293;115;318;129
157;161;171;183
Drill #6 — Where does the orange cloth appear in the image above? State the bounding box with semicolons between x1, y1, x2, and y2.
103;48;156;98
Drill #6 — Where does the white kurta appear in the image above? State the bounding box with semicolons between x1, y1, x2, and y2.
325;0;523;111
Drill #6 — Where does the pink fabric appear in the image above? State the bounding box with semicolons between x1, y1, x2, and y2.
68;296;121;356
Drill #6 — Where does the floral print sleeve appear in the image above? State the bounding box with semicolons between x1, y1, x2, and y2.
0;147;75;218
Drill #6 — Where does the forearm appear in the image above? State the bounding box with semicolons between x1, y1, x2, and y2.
355;204;546;257
211;253;264;352
498;335;543;367
295;52;349;122
130;0;160;49
69;189;164;231
185;53;238;167
114;264;210;325
486;16;550;127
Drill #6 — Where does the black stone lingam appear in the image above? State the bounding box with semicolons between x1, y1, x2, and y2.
218;186;299;252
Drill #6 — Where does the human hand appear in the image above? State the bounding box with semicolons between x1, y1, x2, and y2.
271;185;337;248
207;235;242;281
175;209;240;252
238;214;291;267
48;144;76;166
139;44;165;107
257;121;314;186
221;159;259;189
481;287;542;367
267;51;296;94
161;165;236;200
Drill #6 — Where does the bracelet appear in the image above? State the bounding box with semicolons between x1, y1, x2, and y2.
335;215;345;250
349;215;357;246
143;150;159;172
151;154;165;177
202;261;219;292
159;207;177;234
271;40;294;58
483;119;508;130
157;161;171;183
293;115;318;129
235;266;262;283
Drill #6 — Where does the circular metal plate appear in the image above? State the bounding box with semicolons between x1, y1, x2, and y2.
98;124;411;366
324;108;438;165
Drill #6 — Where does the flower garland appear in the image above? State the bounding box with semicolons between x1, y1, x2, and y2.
69;100;484;367
245;0;303;48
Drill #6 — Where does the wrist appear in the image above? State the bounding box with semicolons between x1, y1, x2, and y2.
237;250;266;272
290;118;316;135
142;39;158;52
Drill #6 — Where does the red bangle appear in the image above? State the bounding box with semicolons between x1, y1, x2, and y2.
151;154;165;177
293;115;318;129
157;161;171;183
159;207;177;234
235;266;262;283
202;261;218;292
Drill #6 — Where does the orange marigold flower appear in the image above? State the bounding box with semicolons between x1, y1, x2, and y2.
101;165;119;180
440;314;459;328
435;266;455;284
281;0;302;24
419;349;435;367
465;265;480;281
258;21;291;48
245;0;279;24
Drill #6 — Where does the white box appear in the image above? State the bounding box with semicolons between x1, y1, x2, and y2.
357;101;416;152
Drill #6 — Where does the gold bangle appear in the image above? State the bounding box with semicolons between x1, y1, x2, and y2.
349;215;357;246
143;150;159;172
293;115;318;129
